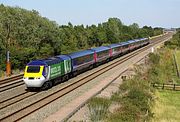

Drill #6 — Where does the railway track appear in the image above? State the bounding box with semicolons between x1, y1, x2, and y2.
0;74;23;85
0;33;172;122
0;80;24;92
0;74;24;93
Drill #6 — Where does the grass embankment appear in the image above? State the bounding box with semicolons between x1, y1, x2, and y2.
151;90;180;122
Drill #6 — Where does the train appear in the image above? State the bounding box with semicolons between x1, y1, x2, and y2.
23;38;150;90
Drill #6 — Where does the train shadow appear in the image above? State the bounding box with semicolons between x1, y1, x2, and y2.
25;88;42;92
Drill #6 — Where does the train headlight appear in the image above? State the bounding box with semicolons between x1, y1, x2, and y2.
36;77;41;79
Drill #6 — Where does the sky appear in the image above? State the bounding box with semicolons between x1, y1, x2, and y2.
0;0;179;28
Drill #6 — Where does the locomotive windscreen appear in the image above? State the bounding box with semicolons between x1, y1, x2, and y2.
27;66;40;73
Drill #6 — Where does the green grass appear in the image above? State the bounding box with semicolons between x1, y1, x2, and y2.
151;90;180;122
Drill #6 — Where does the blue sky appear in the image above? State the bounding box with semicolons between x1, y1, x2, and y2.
0;0;179;28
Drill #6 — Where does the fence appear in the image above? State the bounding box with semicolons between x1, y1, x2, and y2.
152;83;180;91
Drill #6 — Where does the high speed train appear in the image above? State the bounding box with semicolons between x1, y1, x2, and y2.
23;38;149;90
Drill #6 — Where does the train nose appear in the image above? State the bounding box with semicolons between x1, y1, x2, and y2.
23;77;45;88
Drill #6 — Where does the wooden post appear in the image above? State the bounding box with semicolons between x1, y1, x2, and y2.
162;83;164;89
173;84;176;91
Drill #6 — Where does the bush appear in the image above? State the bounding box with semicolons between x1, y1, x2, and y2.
107;105;138;122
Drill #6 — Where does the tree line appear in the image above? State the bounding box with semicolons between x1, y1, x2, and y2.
0;4;163;71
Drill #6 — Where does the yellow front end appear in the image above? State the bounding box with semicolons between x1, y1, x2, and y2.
23;66;46;88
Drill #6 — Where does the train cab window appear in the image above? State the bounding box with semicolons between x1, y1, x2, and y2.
27;66;40;73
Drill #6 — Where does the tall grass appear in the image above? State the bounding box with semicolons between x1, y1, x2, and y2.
88;97;111;121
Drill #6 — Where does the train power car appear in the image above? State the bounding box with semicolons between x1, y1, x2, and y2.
23;55;71;89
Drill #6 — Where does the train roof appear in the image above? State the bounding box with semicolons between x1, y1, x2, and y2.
27;60;48;66
27;57;63;66
127;40;136;44
55;55;71;60
139;38;148;41
45;57;62;65
107;43;121;48
119;41;130;46
91;46;110;52
134;39;141;42
68;49;94;59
